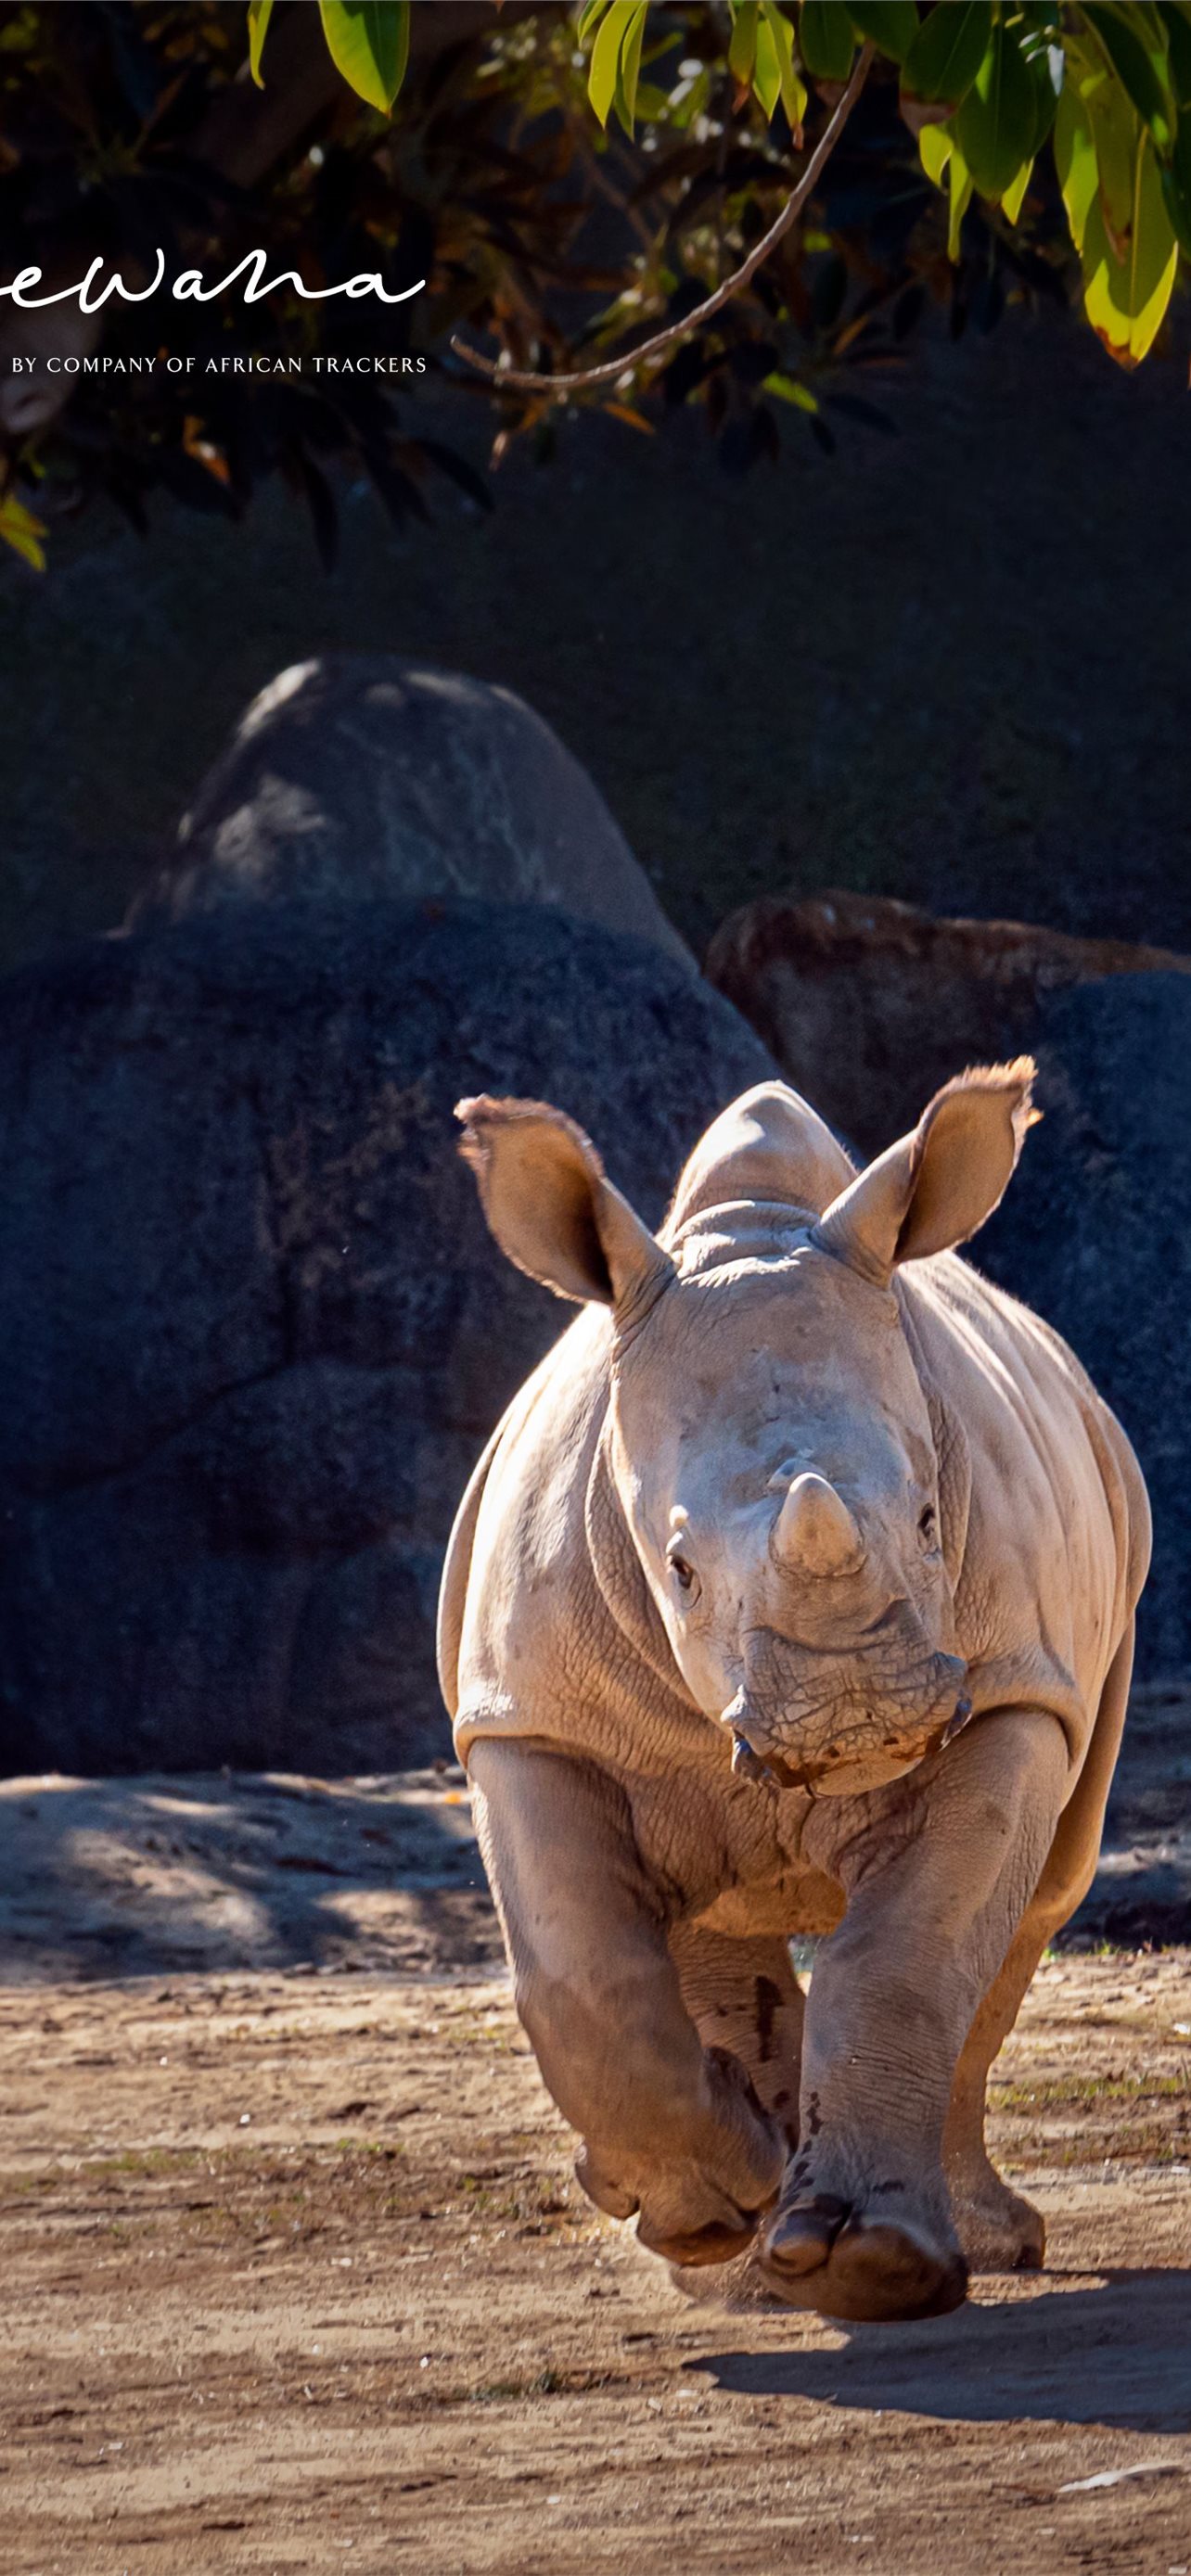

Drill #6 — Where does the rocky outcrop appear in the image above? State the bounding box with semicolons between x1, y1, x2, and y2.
130;655;692;969
0;900;771;1778
705;889;1189;1159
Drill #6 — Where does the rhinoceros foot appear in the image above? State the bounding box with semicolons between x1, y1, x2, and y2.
952;2169;1046;2276
759;2195;967;2323
642;2213;761;2268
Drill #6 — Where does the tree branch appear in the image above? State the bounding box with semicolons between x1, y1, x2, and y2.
450;43;873;400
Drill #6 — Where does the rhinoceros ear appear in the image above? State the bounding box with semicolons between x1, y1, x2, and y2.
813;1059;1039;1287
456;1095;674;1318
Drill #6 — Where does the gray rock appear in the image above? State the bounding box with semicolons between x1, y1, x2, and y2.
0;900;772;1777
977;973;1191;1683
705;888;1188;1160
131;655;692;969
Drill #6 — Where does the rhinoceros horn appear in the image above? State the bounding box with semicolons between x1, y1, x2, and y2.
772;1472;864;1580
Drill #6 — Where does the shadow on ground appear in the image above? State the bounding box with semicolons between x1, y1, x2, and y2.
0;1679;1185;1978
690;2269;1191;2436
0;1766;500;1983
1;1675;1189;1983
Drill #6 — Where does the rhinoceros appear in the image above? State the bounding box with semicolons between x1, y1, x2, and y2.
437;1065;1149;2323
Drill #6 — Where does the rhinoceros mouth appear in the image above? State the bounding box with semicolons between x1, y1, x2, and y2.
723;1664;971;1793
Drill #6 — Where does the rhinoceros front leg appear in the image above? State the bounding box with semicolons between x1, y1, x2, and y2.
467;1738;786;2266
945;1624;1135;2274
761;1707;1070;2322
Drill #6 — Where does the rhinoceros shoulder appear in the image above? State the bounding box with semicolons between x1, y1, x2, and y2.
898;1253;1149;1701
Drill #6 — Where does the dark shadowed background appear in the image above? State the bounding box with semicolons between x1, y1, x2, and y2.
4;305;1189;981
4;292;1191;1853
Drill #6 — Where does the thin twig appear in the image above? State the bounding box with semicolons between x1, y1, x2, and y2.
451;42;873;399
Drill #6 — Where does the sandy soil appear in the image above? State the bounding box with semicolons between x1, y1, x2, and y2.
1;1760;1189;2575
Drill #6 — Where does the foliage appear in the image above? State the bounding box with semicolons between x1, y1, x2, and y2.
0;490;45;568
311;1;410;117
277;0;1191;374
0;3;1187;571
0;2;481;567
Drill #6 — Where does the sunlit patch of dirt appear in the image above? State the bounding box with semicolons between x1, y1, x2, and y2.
0;1813;1189;2571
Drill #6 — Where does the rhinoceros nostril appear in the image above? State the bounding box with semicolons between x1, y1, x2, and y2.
731;1729;777;1786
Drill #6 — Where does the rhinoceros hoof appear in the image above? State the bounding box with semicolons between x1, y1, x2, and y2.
760;2199;968;2323
954;2178;1046;2276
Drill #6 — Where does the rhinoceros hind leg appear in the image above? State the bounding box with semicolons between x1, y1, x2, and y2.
668;1924;804;2137
648;1926;804;2302
944;1622;1134;2277
950;2165;1045;2274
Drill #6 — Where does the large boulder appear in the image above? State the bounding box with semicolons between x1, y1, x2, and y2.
978;973;1191;1683
131;655;692;969
0;901;773;1778
706;889;1188;1159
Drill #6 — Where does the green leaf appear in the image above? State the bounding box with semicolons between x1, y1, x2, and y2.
948;125;973;251
1054;79;1098;253
1083;4;1175;152
920;112;973;254
1082;129;1178;363
0;493;46;571
1024;41;1060;155
919;121;953;183
612;0;647;133
729;1;760;83
247;0;274;88
1159;111;1191;251
316;0;409;113
753;11;783;113
763;370;819;409
1082;58;1140;242
847;2;919;64
757;2;808;131
577;0;614;40
902;2;991;108
1015;10;1063;155
954;19;1038;198
800;0;856;81
634;79;673;121
588;0;641;126
1157;2;1191;108
1000;155;1035;223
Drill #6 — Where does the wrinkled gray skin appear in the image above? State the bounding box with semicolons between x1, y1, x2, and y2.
438;1068;1149;2323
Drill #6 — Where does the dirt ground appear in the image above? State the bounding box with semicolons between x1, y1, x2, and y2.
1;1745;1190;2576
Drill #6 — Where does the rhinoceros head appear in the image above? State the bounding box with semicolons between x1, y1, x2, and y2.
457;1060;1037;1797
